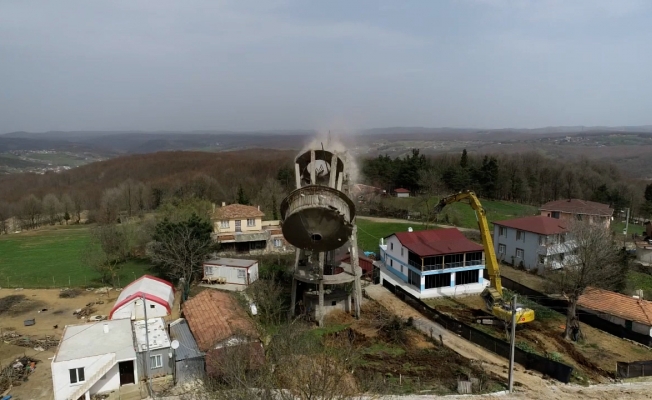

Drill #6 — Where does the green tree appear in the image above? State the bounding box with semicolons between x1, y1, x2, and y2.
460;149;468;168
150;214;216;298
237;185;250;205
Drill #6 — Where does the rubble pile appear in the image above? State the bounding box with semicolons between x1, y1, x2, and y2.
1;332;60;350
74;306;97;319
0;356;39;393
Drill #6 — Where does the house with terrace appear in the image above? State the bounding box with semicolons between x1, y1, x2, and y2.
378;228;487;298
211;202;292;255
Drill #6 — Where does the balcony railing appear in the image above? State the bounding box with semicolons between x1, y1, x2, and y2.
423;259;484;271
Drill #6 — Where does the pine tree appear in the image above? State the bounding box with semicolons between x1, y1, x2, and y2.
237;185;250;205
460;149;468;168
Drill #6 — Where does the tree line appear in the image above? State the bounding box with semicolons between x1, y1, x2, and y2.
362;149;649;216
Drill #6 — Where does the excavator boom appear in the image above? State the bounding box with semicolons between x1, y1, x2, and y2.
433;191;534;324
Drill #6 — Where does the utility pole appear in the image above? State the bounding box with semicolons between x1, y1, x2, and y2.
624;207;630;247
508;294;517;393
142;295;154;398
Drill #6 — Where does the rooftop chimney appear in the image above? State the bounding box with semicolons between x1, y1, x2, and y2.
103;323;109;334
257;205;260;211
212;203;216;213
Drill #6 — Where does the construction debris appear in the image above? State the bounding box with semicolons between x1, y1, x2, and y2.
0;356;40;394
59;288;82;298
74;306;96;319
1;332;60;350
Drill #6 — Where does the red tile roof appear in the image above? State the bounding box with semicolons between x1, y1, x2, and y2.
394;188;410;193
390;228;483;257
493;216;568;235
540;199;613;217
183;290;258;352
212;204;265;219
578;287;652;326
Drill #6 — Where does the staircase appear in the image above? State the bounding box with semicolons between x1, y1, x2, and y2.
68;353;117;400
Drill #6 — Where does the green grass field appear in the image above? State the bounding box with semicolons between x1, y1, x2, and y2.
356;219;427;253
0;225;152;288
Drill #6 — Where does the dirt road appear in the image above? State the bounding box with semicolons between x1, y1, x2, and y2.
364;285;652;399
357;216;478;232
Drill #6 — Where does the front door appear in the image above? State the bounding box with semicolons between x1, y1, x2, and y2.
235;220;242;232
118;361;135;385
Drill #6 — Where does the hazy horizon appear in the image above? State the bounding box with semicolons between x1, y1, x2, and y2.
2;1;652;133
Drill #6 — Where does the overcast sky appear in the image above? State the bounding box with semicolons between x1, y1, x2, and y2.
1;0;651;133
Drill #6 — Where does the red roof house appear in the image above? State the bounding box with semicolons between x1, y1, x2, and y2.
389;228;483;257
493;215;568;235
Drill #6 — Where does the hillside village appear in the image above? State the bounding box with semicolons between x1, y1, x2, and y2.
1;145;652;400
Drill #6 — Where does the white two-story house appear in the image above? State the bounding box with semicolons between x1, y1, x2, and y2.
379;228;487;298
493;215;576;272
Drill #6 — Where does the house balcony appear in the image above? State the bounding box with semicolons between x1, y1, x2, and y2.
537;240;577;256
421;260;484;271
214;231;270;243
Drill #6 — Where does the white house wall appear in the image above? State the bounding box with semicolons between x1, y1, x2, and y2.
52;354;122;400
578;306;652;337
112;301;169;320
89;363;121;394
248;263;259;284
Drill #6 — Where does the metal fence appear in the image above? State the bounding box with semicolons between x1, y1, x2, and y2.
617;361;652;378
382;279;574;383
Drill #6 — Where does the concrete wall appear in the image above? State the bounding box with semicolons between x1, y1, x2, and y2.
540;210;611;228
396;192;409;198
637;246;652;264
578;306;652;337
493;225;541;271
112;300;169;321
52;354;135;400
137;347;173;379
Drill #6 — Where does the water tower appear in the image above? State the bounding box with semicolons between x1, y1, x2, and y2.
280;145;362;326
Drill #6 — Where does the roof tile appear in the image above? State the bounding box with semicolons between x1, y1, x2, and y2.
493;215;568;235
540;199;613;217
213;204;265;219
183;290;258;352
578;287;652;326
389;228;483;257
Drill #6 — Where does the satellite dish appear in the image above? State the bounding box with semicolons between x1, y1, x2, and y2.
171;340;180;350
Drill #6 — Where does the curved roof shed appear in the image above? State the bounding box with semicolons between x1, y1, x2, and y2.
109;275;175;320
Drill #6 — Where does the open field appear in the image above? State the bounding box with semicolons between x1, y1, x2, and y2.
423;295;652;383
0;224;152;288
376;196;537;230
356;219;427;253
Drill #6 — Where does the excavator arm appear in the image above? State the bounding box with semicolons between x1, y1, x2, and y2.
433;191;503;295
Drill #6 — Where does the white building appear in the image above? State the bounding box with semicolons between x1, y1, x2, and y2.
578;287;652;337
51;319;138;400
110;275;175;320
202;258;259;286
378;228;487;298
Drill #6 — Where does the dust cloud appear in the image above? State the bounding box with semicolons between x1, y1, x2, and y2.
298;131;359;185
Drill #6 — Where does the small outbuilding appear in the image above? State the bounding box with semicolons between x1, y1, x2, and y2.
169;318;205;385
133;318;173;379
394;188;410;198
110;275;175;320
202;257;259;286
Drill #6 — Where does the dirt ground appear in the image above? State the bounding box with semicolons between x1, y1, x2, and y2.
0;288;118;400
424;294;652;382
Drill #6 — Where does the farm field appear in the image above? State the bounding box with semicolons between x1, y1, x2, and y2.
0;224;151;288
423;295;652;384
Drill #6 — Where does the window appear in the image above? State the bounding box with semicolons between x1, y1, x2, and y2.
408;269;420;288
247;218;255;227
498;244;506;254
390;259;393;268
150;304;155;309
391;242;394;251
150;354;163;369
499;227;507;237
237;269;246;279
539;255;546;265
220;220;229;229
515;248;524;258
401;247;404;257
516;230;524;241
576;214;583;221
273;238;282;247
456;270;479;285
331;301;337;306
425;273;451;289
69;368;85;384
551;211;560;219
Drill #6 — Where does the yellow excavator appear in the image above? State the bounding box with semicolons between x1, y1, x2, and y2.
434;190;535;325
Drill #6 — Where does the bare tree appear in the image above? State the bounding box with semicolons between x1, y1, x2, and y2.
19;194;43;229
544;220;620;340
98;187;122;224
42;193;62;225
70;191;85;223
83;223;137;285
